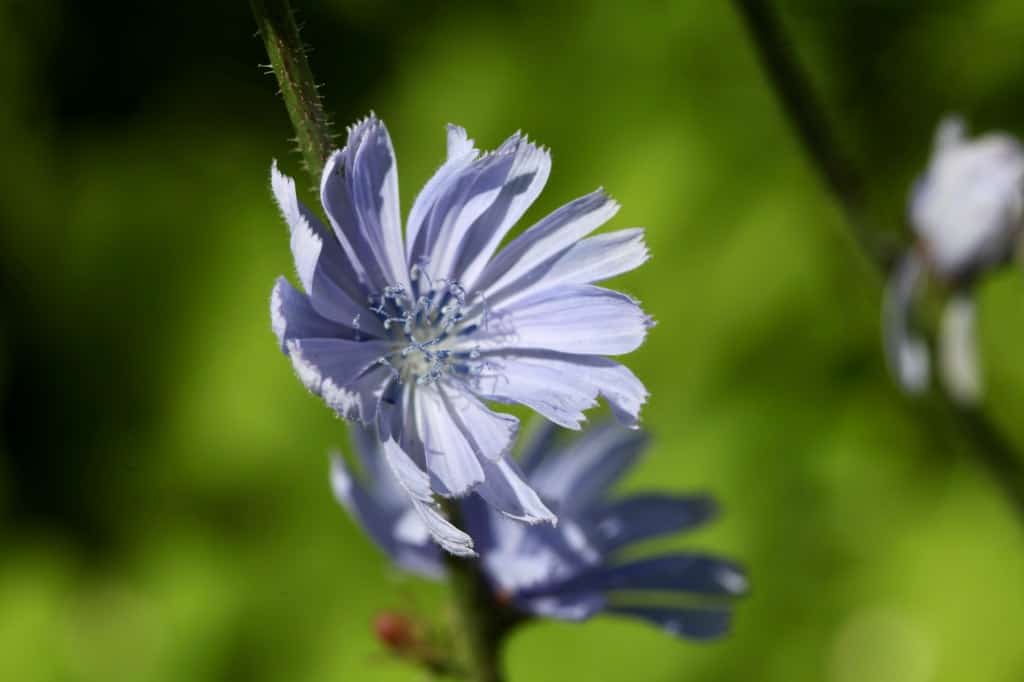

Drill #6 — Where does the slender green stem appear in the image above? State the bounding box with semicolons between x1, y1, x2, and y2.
732;0;893;270
250;3;514;676
732;0;1024;521
250;0;335;179
440;500;511;682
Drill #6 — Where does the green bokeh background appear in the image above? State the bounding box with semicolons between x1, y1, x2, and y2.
2;1;1024;680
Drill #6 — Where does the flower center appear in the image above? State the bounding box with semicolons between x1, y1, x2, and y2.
370;267;482;385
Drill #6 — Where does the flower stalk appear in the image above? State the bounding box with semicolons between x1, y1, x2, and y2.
441;500;513;682
250;2;512;678
250;0;335;179
733;0;1024;519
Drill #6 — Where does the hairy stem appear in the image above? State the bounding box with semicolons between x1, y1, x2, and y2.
250;2;513;675
440;500;509;682
733;0;1024;520
250;0;335;179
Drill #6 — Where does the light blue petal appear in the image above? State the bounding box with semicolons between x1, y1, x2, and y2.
380;438;476;557
473;189;619;298
406;124;479;262
411;385;487;496
412;132;550;290
478;284;652;356
484;228;649;311
474;353;648;430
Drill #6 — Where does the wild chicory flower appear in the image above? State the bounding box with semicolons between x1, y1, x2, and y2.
884;116;1024;403
271;114;652;555
331;423;747;640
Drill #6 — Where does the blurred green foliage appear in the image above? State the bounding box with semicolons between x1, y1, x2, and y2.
1;1;1023;680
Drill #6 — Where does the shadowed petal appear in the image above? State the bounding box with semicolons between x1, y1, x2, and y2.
519;593;605;622
271;277;343;350
285;337;393;423
607;606;733;640
321;115;409;291
475;455;555;525
519;554;748;599
330;454;442;578
528;423;648;512
582;494;719;554
271;163;372;329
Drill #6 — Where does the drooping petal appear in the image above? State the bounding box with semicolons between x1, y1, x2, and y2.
582;494;718;554
474;353;648;430
473;189;620;298
478;285;651;356
321;115;410;292
475;455;556;525
330;454;443;578
607;606;733;640
938;292;981;404
527;423;648;513
519;554;748;600
882;252;930;394
380;438;476;557
285;337;393;423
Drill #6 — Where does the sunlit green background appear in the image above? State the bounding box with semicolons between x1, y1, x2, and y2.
2;1;1024;680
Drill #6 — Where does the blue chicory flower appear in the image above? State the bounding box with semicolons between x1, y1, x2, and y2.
271;114;652;555
331;423;747;640
884;116;1024;403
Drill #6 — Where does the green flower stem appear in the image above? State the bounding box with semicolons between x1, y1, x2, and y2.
249;2;515;677
250;0;335;180
440;500;511;682
733;0;1024;519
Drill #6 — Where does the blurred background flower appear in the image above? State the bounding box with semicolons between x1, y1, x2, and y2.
884;116;1024;404
332;423;745;640
2;1;1024;681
